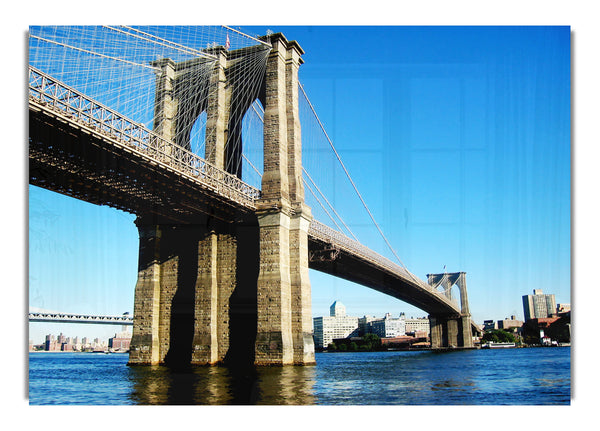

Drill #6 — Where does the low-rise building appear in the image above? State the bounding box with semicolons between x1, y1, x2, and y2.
497;315;523;330
109;330;132;351
313;301;359;349
405;316;430;335
370;313;406;338
483;320;497;331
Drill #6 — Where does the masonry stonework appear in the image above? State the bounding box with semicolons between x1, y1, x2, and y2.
255;33;315;365
427;272;474;349
129;32;315;367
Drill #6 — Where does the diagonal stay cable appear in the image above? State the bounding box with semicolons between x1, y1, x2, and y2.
302;167;358;241
29;34;161;72
302;177;348;235
299;82;419;283
250;99;355;239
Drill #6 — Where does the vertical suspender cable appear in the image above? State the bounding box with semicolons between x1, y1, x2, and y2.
299;82;419;282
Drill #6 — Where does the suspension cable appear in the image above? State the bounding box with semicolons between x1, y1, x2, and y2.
302;167;358;241
299;82;417;280
29;34;161;72
302;177;348;235
222;25;272;48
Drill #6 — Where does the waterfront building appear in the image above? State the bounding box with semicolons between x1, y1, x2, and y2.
522;289;557;320
557;303;570;314
497;315;523;330
358;315;377;336
483;320;497;331
522;314;570;345
313;301;359;349
330;301;345;317
370;313;406;338
45;334;61;351
405;316;430;335
109;331;132;351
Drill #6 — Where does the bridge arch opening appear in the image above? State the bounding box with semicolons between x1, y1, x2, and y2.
434;282;459;306
448;284;461;307
189;110;207;158
240;99;264;190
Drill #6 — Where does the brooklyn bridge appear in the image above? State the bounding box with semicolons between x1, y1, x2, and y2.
28;26;478;366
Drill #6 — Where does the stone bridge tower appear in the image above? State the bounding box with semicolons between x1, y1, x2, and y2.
128;33;315;367
426;272;474;349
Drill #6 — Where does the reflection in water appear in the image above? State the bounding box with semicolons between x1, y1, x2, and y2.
128;364;315;405
28;348;570;405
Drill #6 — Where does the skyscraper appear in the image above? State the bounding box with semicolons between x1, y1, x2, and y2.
522;289;557;320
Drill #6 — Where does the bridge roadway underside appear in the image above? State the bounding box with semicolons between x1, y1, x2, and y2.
308;240;460;318
29;107;251;225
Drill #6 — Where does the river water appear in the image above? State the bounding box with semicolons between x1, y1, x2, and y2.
28;347;570;405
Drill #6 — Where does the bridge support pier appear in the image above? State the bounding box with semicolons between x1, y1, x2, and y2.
254;211;294;365
427;272;474;349
429;315;474;349
128;216;240;366
130;32;314;367
254;33;315;365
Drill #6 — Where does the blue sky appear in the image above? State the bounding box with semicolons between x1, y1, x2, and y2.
27;26;571;344
282;26;571;324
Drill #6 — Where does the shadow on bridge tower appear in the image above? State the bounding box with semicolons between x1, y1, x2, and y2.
426;272;475;349
128;33;315;367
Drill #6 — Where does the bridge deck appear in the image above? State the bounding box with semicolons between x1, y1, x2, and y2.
308;221;462;317
29;67;259;223
29;312;133;325
29;66;466;320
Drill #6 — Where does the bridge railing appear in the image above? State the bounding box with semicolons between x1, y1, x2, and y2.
309;221;460;309
309;220;416;282
28;66;261;209
28;312;134;324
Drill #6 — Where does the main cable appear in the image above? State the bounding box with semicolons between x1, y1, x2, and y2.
299;82;417;281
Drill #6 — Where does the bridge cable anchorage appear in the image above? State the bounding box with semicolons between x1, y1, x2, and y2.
299;82;420;284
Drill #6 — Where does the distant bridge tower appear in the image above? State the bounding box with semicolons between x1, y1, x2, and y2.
128;33;315;367
426;272;474;349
